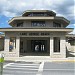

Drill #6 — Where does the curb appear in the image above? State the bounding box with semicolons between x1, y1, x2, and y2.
52;60;75;62
4;59;75;63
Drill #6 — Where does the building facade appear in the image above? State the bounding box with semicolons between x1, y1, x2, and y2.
0;10;73;58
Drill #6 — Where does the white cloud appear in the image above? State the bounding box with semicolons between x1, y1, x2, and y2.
0;0;74;27
0;0;29;17
0;0;74;18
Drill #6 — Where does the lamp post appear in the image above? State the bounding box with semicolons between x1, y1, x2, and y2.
0;54;4;75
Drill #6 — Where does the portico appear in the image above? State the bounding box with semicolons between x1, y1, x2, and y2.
2;30;69;58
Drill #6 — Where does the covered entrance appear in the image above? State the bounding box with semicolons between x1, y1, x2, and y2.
20;37;50;56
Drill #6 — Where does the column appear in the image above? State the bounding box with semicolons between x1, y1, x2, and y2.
60;36;66;58
4;36;10;52
16;36;20;57
13;38;16;50
50;37;53;56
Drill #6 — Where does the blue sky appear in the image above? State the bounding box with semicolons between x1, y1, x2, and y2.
0;0;75;33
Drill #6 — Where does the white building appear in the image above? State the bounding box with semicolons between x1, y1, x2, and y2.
0;10;73;59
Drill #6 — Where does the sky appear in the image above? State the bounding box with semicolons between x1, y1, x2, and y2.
0;0;75;34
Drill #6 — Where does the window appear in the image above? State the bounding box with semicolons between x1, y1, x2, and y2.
41;33;50;36
17;22;23;27
31;21;45;27
53;37;60;52
28;13;48;16
9;37;16;52
53;22;61;27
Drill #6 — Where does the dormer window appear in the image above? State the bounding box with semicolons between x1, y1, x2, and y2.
31;21;45;27
28;13;47;17
53;22;61;27
17;22;23;27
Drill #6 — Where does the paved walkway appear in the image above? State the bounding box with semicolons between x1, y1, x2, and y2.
3;62;41;75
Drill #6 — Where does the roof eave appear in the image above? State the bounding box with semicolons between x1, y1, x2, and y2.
54;17;70;25
22;10;56;16
0;28;73;33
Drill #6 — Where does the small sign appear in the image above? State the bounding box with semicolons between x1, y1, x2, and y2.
20;32;50;36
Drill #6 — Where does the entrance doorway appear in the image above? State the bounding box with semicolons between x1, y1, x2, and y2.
20;37;50;56
31;40;46;52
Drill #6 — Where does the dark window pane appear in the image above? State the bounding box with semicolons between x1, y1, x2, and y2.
53;22;61;27
31;21;45;27
17;22;23;27
53;37;60;52
9;37;16;52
